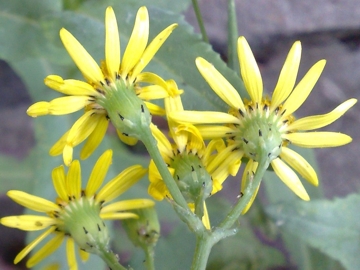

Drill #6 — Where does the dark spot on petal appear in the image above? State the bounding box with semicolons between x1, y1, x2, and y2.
238;109;245;117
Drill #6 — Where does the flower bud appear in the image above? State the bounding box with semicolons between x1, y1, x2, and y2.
122;207;160;249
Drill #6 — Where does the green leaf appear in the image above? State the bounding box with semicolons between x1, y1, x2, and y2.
207;227;284;270
266;194;360;270
0;153;35;194
262;145;326;269
205;197;285;269
0;0;62;61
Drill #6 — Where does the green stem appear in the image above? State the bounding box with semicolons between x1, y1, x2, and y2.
190;222;240;269
144;246;155;270
219;157;269;230
140;126;188;209
191;0;209;43
191;231;212;270
227;0;239;71
98;246;127;270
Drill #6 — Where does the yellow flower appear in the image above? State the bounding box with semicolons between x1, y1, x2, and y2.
170;36;356;212
0;150;152;268
148;80;240;228
27;6;177;166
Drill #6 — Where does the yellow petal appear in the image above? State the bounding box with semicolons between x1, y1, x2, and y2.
148;180;168;200
121;6;149;77
136;72;168;92
237;36;263;103
206;145;243;175
66;238;78;270
271;158;310;201
164;89;184;113
202;139;226;166
144;101;165;115
79;248;90;262
241;160;260;214
280;147;318;186
196;57;245;111
96;165;147;203
7;190;59;212
271;41;301;110
282;60;326;117
105;7;120;80
49;130;69;156
27;233;64;268
148;161;170;200
241;160;257;190
63;144;74;167
42;262;61;270
210;149;243;187
52;165;68;201
48;96;91;115
150;124;173;158
66;160;81;199
67;110;98;146
100;212;138;220
45;75;98;96
86;149;112;197
202;202;211;230
169;111;241;125
175;124;204;153
283;132;352;148
60;28;104;84
101;199;155;214
116;129;138;145
80;114;109;159
287;98;357;131
130;23;178;81
136;85;169;100
14;227;56;264
0;215;56;231
27;101;51;117
197;125;235;140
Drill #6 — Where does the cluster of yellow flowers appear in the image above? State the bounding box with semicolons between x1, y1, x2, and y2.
0;6;356;269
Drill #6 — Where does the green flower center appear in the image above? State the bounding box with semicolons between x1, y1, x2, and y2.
231;101;292;163
171;153;212;214
96;78;152;138
58;197;109;254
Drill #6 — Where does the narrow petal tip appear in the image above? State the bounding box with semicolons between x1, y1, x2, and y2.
27;102;50;117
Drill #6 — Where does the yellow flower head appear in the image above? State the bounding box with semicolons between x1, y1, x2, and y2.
170;36;356;212
0;150;152;268
148;81;240;228
27;6;177;166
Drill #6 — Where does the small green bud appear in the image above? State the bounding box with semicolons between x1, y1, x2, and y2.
171;154;212;218
122;207;160;249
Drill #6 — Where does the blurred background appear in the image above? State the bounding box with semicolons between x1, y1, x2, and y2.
1;0;359;269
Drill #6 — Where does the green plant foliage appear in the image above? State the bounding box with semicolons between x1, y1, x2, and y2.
0;0;355;269
0;154;35;194
266;194;360;270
